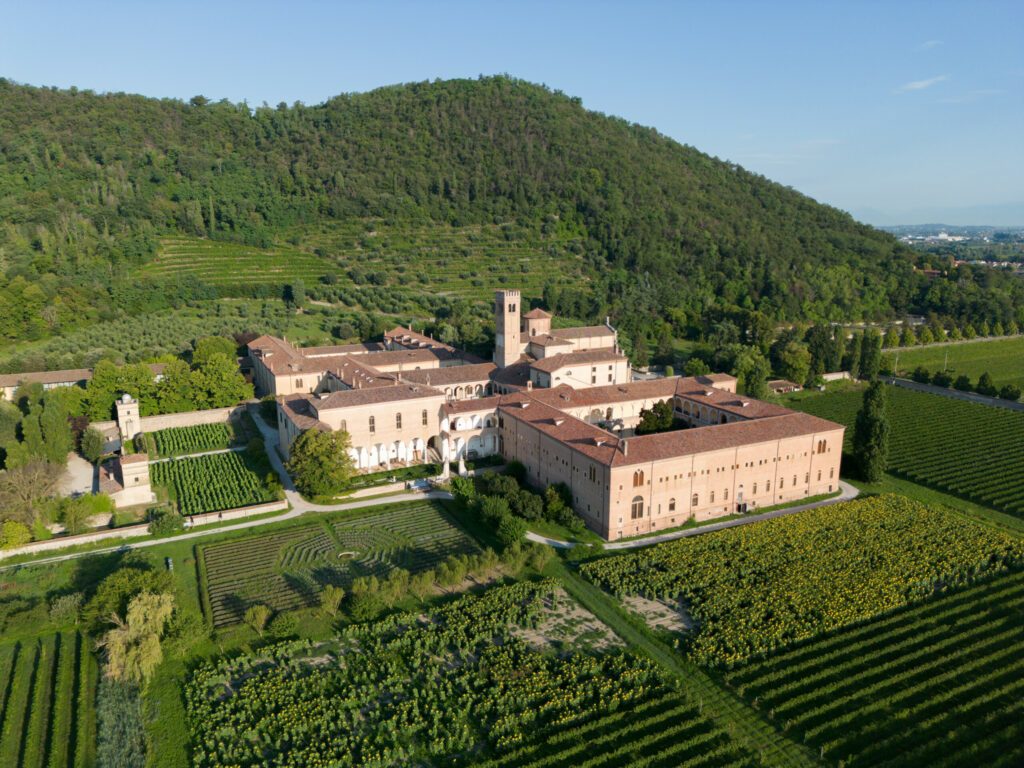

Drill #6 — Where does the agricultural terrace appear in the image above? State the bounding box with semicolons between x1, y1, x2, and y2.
787;386;1024;517
151;451;275;516
726;570;1024;767
580;495;1024;666
884;335;1024;389
140;237;341;291
151;423;234;458
186;580;765;768
200;501;481;626
0;632;97;768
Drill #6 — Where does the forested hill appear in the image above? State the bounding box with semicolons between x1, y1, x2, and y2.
0;75;1019;352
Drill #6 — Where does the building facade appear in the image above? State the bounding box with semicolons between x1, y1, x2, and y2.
270;288;844;539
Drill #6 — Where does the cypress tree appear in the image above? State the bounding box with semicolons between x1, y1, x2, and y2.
852;381;889;483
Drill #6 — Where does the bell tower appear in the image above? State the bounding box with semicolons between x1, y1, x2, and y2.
494;289;521;368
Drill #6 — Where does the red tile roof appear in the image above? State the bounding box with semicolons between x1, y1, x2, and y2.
402;363;497;387
523;308;552;319
530;349;627;374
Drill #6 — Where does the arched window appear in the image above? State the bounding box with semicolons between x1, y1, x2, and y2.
422;409;428;426
368;416;375;434
606;407;614;420
691;493;699;507
633;470;644;487
631;496;644;519
396;413;402;429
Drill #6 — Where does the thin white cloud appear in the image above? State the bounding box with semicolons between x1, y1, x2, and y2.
894;75;948;93
917;39;943;50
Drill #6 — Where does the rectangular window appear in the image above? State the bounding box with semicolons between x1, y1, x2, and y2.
396;413;402;429
295;379;303;389
710;491;715;503
691;493;698;507
369;416;375;434
724;489;729;501
766;481;771;492
422;409;428;426
753;483;758;494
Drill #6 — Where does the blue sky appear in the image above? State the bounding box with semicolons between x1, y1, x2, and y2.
1;1;1021;225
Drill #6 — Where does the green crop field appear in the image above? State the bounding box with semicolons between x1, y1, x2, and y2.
787;386;1024;516
151;423;234;458
0;632;97;768
186;580;763;768
884;336;1024;388
138;220;588;303
725;570;1024;767
140;237;341;288
199;501;482;626
151;451;275;516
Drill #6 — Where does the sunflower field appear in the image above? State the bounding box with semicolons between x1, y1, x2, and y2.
580;495;1024;666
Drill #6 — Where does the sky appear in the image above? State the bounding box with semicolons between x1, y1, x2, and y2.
0;0;1021;226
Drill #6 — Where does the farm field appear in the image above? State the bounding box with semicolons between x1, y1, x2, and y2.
139;237;341;290
0;632;97;768
151;423;235;458
138;221;587;303
883;335;1024;388
151;450;274;516
787;385;1024;517
186;580;765;768
580;495;1024;666
200;500;482;626
725;569;1024;767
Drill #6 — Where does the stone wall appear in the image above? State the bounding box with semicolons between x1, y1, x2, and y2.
91;405;244;437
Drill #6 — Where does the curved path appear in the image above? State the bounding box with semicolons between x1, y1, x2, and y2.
0;405;451;572
527;480;859;551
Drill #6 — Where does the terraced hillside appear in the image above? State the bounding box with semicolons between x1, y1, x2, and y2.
139;221;587;304
199;500;481;626
787;385;1024;517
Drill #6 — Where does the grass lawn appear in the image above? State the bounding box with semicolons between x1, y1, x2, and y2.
882;335;1024;388
526;518;604;545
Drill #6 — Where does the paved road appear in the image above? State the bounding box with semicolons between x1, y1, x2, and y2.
888;377;1024;412
527;480;860;551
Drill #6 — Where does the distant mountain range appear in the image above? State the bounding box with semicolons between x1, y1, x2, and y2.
854;204;1024;229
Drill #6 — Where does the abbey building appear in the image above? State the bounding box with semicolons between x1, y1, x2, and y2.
258;290;844;540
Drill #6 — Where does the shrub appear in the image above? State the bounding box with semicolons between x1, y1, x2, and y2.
348;577;384;622
496;515;527;547
930;370;953;388
147;507;184;536
478;495;510;524
49;592;84;624
267;612;299;640
976;372;998;397
911;366;931;383
0;519;32;549
504;460;527;484
244;604;272;637
998;384;1022;402
953;375;973;391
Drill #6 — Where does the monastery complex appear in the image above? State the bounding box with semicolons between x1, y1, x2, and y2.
256;290;844;540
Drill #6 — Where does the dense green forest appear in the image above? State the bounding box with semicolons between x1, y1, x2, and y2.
1;75;1022;369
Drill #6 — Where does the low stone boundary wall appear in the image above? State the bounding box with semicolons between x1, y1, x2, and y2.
0;499;288;561
90;404;248;435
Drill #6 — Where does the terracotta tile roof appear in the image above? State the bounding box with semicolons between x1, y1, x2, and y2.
498;396;623;465
310;382;443;413
383;326;457;352
0;362;168;388
324;357;396;390
549;325;616;340
119;453;149;465
523;308;552;319
300;342;385;356
0;368;93;388
674;379;789;419
530;349;627;374
526;379;680;409
359;348;461;367
444;395;505;415
768;379;800;391
402;363;497;387
527;334;575;348
612;412;844;466
491;361;533;389
279;394;330;431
